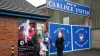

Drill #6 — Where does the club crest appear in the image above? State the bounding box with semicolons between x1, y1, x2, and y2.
79;34;84;41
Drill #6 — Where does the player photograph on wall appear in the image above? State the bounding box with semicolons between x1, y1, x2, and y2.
18;19;48;56
18;19;36;56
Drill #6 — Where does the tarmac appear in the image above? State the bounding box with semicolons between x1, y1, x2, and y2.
50;49;100;56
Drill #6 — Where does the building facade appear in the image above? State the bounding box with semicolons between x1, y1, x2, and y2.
37;0;100;49
0;0;49;56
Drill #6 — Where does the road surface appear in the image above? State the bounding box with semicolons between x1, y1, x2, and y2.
50;49;100;56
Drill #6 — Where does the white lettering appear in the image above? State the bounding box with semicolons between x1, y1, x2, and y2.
84;10;87;15
79;9;82;14
82;10;85;14
70;7;73;12
60;4;63;9
52;2;56;7
57;3;60;8
67;2;73;6
65;6;70;11
76;8;78;12
87;11;89;15
64;5;66;10
48;1;56;7
76;8;89;15
48;1;89;16
48;1;52;7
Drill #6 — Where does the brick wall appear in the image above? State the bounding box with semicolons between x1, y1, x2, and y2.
0;16;18;56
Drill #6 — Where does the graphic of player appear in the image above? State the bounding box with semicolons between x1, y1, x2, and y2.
18;20;35;44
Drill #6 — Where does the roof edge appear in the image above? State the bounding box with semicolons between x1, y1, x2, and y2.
0;9;50;20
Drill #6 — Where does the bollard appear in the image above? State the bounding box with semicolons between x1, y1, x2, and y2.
12;45;14;56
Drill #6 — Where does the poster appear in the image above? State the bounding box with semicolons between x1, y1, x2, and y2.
72;25;90;50
37;23;45;37
18;19;47;56
49;23;72;53
18;20;36;56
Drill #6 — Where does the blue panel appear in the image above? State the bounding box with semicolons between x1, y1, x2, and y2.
72;26;90;50
49;23;72;53
47;0;90;16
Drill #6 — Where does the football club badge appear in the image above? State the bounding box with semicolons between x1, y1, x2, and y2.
79;34;84;41
20;40;24;46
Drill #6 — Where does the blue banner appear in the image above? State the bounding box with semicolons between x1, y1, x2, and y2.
46;0;90;16
49;23;72;53
72;26;90;50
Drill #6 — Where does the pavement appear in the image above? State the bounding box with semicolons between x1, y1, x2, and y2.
50;49;100;56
